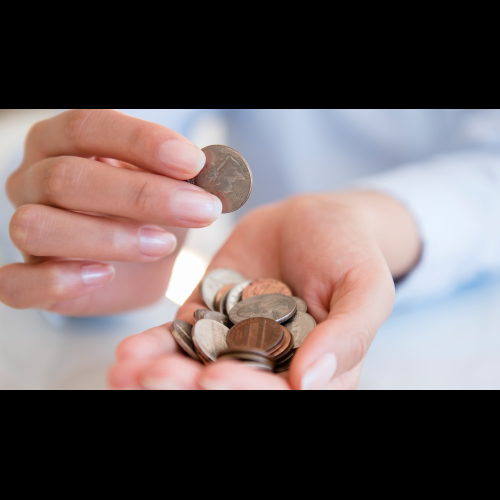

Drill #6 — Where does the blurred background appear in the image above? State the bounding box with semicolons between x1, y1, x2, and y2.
1;110;500;390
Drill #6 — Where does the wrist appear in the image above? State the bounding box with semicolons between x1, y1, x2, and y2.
331;191;422;279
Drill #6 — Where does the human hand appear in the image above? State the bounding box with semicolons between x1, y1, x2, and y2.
109;191;421;389
0;109;222;315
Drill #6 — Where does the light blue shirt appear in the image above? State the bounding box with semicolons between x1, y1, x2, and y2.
3;109;500;306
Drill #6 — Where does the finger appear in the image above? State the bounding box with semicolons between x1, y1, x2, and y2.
108;359;153;390
116;323;181;361
0;260;115;309
9;156;221;227
198;360;290;390
10;205;177;262
26;109;206;179
289;261;394;390
139;355;203;390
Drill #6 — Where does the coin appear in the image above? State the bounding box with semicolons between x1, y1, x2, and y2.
217;348;275;371
242;278;292;300
193;309;232;328
228;294;297;324
226;280;252;313
218;288;232;316
270;326;294;361
292;297;307;313
227;318;283;351
202;269;247;311
170;320;200;362
282;312;317;349
189;145;253;214
214;284;235;313
192;319;229;362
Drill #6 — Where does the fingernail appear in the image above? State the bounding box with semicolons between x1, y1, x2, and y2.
141;376;182;391
81;264;115;287
139;227;177;257
171;188;222;223
198;377;230;391
158;140;206;175
301;353;338;390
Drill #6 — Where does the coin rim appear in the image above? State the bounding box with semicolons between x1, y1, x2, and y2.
170;320;200;362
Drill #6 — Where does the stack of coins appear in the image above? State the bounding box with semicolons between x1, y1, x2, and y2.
170;269;317;373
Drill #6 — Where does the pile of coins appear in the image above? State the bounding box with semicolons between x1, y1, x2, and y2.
170;269;317;373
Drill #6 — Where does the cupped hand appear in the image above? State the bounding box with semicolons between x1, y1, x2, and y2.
110;191;421;390
0;109;223;315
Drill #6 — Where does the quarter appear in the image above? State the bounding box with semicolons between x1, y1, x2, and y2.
282;312;317;349
192;319;229;362
228;293;297;324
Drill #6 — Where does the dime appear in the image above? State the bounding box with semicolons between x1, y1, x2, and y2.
282;312;317;349
227;318;283;351
193;309;232;328
228;294;297;324
214;284;234;313
202;269;247;311
226;280;252;313
170;320;200;362
292;297;307;313
242;278;292;300
189;145;253;214
192;319;229;362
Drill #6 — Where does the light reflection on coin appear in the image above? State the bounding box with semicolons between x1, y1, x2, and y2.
228;294;297;324
201;269;247;311
170;320;200;362
192;319;229;362
190;145;253;214
226;280;252;313
282;312;316;349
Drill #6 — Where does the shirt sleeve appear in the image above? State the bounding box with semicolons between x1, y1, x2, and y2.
357;110;500;304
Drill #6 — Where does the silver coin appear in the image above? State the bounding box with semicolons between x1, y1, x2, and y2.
192;319;229;362
201;269;247;311
170;320;200;362
282;312;317;349
189;145;253;214
292;297;307;313
226;280;252;313
228;294;297;324
194;309;232;328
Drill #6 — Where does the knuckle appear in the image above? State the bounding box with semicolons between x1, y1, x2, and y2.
65;109;104;151
134;177;159;215
351;330;371;366
9;205;44;253
41;157;75;201
45;267;67;300
25;119;47;152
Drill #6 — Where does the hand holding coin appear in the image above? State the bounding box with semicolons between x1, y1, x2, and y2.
110;191;410;390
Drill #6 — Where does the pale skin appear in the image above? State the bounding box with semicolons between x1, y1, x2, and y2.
1;109;422;390
109;192;422;390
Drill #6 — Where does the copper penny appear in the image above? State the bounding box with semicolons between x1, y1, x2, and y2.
214;284;235;313
270;326;294;361
242;278;292;300
227;318;283;352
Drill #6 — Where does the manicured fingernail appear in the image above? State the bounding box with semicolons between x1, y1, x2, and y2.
158;140;206;175
80;264;115;287
171;188;222;223
301;353;338;390
139;227;177;257
198;377;230;391
140;376;182;391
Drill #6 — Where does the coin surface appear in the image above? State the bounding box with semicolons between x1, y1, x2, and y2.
242;278;292;300
202;269;247;311
189;145;253;213
193;309;232;328
292;297;307;313
192;319;229;362
214;284;235;313
170;320;200;362
228;294;297;324
282;312;317;349
226;279;252;313
227;318;284;351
